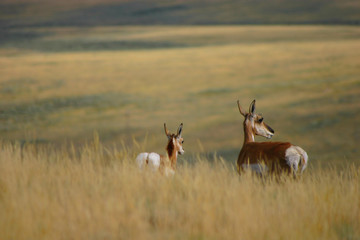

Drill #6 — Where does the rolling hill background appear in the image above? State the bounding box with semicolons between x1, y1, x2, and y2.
1;0;360;29
1;0;360;166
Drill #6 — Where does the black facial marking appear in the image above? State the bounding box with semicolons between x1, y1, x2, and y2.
266;124;275;134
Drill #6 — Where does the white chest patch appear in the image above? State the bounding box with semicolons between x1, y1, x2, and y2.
164;167;175;177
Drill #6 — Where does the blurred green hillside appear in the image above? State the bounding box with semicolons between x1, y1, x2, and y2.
1;0;360;29
1;25;359;166
0;0;360;166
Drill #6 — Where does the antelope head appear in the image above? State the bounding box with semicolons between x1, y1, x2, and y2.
237;100;274;140
164;123;185;155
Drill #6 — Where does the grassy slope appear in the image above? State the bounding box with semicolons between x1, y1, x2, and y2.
1;0;360;27
0;26;360;166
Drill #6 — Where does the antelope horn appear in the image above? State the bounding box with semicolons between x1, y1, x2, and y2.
249;99;256;115
164;123;170;137
237;100;246;117
177;123;183;137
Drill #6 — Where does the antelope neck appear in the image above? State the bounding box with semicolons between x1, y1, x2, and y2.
166;138;177;169
243;121;255;144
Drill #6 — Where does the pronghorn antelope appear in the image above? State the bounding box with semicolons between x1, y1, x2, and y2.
237;100;308;177
136;123;184;176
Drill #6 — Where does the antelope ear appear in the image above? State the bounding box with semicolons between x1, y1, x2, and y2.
164;123;171;138
177;123;183;137
249;99;256;116
237;100;247;117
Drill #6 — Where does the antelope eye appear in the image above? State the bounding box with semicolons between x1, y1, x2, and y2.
258;118;264;123
182;140;184;144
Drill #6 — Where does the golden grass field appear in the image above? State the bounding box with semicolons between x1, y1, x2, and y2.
0;141;359;240
0;25;360;239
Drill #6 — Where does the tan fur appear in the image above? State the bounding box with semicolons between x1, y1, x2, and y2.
238;142;292;174
237;100;308;176
154;123;184;176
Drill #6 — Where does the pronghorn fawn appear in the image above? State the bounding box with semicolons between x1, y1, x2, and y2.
237;100;308;178
136;123;184;176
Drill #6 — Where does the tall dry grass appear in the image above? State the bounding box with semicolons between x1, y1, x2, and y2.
0;140;359;240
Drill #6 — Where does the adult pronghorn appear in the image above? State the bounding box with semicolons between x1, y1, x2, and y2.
237;100;308;177
136;123;184;176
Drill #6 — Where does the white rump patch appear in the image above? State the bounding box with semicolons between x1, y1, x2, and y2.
285;147;301;172
135;152;161;172
136;152;148;169
285;146;308;173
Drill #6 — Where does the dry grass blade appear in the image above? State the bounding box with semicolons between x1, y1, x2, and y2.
0;141;359;240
